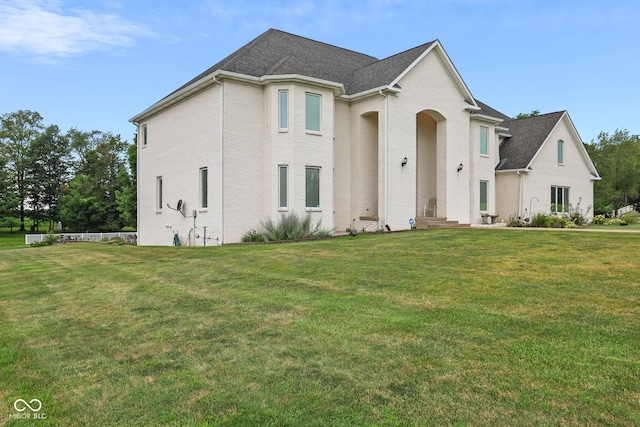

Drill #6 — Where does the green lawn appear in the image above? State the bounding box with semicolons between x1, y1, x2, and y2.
0;229;639;426
0;231;27;249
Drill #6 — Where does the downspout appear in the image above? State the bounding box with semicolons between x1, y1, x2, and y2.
516;170;523;218
379;90;389;226
136;123;141;244
215;77;225;245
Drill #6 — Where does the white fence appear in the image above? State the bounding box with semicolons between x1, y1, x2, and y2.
26;232;137;245
612;205;636;217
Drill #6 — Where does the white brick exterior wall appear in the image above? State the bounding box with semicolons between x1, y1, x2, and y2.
495;115;595;221
136;48;595;245
137;85;220;246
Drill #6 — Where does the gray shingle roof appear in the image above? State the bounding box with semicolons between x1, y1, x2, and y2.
348;42;435;94
168;29;436;98
496;111;565;170
474;100;511;121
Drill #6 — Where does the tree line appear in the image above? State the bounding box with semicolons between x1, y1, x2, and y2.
585;130;640;216
2;108;638;232
0;110;136;232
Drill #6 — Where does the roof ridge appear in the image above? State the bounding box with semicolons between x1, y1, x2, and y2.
506;110;565;122
379;40;436;62
269;28;378;62
214;28;277;70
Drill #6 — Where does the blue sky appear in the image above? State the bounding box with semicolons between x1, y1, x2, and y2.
1;0;638;146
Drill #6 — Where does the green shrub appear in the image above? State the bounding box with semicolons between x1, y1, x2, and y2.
621;211;639;224
243;212;331;242
592;214;606;225
31;232;59;247
507;216;527;227
530;212;549;228
605;218;626;225
241;229;265;242
568;203;591;226
546;215;567;228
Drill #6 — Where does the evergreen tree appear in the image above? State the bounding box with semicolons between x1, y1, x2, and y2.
0;110;44;231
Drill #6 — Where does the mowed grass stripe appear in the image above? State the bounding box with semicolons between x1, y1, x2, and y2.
0;229;638;426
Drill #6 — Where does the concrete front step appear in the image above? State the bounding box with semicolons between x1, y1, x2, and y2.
415;217;470;230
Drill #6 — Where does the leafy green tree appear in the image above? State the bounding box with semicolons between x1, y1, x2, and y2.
116;135;137;229
0;110;44;231
26;125;71;231
586;129;640;216
59;175;109;231
60;130;129;231
514;109;540;119
0;154;20;229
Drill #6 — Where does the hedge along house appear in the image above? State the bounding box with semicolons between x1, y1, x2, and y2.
131;29;599;245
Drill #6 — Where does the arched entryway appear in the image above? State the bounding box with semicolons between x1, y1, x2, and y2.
416;110;446;218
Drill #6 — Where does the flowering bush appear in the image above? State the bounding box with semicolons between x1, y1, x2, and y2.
592;214;606;225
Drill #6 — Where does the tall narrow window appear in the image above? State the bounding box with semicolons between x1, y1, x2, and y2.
156;176;163;211
279;165;288;209
143;124;148;146
479;181;488;212
305;93;320;132
305;167;320;208
480;126;488;155
200;167;208;209
551;186;570;213
557;140;564;164
279;90;288;130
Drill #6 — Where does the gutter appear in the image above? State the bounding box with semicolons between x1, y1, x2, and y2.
217;77;225;245
340;85;401;101
470;113;504;125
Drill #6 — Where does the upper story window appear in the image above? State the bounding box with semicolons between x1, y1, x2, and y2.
305;93;321;133
279;90;288;131
142;124;148;146
557;140;564;164
480;126;488;155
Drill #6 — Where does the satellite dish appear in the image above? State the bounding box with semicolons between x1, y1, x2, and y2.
176;199;183;211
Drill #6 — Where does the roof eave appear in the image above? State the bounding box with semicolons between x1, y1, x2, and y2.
495;168;531;173
340;85;402;101
470;113;505;125
130;72;221;123
130;71;346;123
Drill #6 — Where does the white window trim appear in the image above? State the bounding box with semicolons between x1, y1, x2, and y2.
156;176;163;213
479;180;489;213
278;165;288;211
142;124;148;149
551;185;570;213
557;140;564;165
305;166;321;211
278;90;288;132
305;92;321;134
480;126;489;157
199;167;208;210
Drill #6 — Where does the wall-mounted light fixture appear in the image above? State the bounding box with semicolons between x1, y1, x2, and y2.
401;157;408;167
457;163;463;172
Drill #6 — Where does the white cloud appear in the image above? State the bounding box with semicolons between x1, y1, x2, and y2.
0;0;155;59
